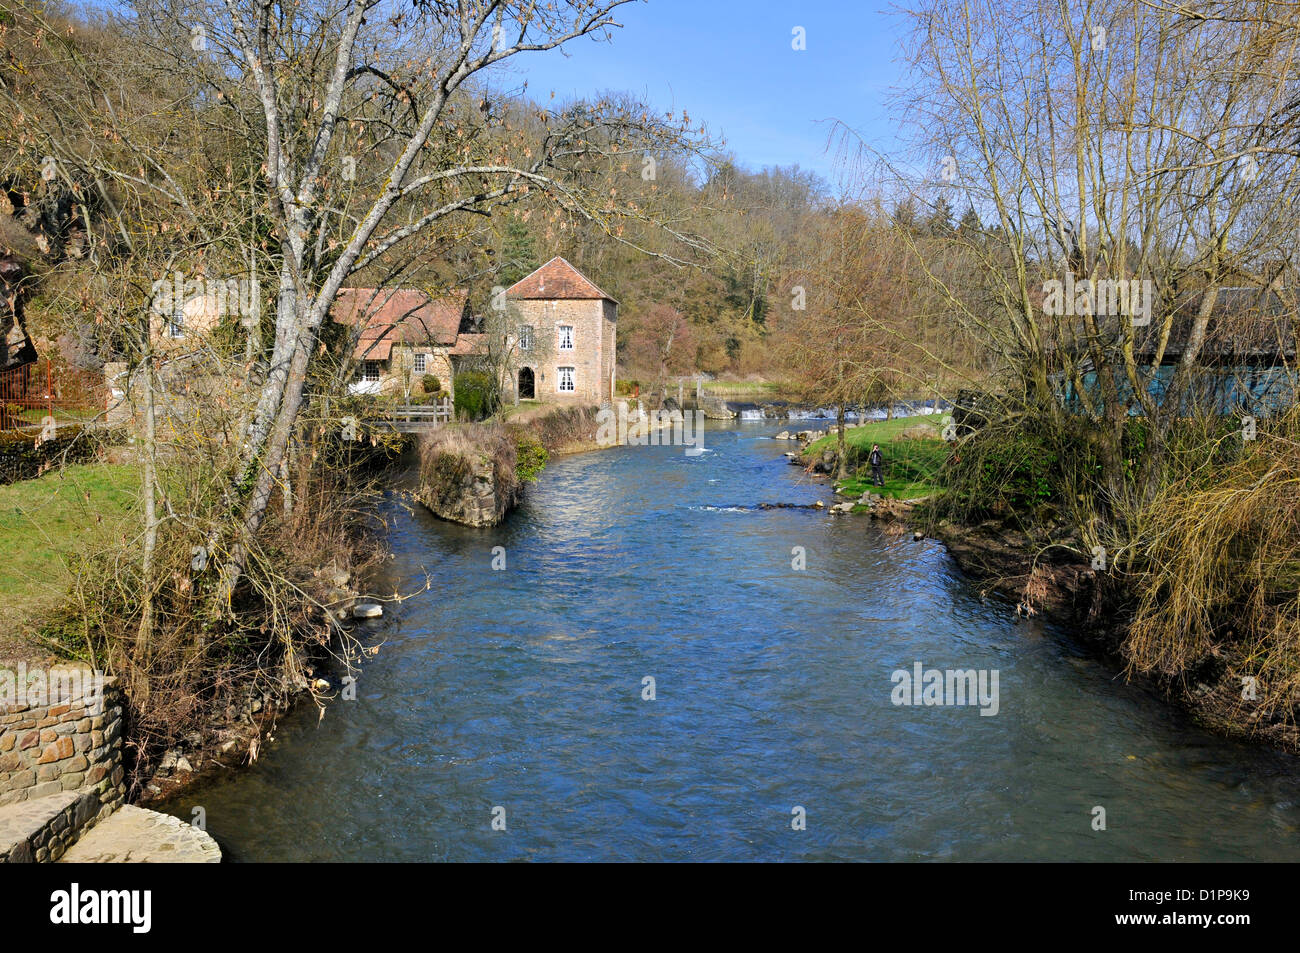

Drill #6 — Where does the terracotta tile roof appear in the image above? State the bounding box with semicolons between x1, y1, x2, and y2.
333;287;467;359
505;257;617;303
449;332;487;356
359;338;393;362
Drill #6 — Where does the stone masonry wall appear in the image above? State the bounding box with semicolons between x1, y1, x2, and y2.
512;298;612;404
0;667;126;819
0;788;103;862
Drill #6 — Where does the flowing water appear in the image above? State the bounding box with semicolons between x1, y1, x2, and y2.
165;423;1300;861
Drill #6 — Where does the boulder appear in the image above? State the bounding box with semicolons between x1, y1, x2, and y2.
318;563;350;588
699;396;736;419
899;424;938;441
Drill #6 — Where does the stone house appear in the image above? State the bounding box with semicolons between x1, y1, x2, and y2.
148;291;227;349
331;287;485;397
504;257;617;404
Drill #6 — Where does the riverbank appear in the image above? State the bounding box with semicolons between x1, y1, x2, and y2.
787;413;1300;755
0;441;399;819
922;512;1300;752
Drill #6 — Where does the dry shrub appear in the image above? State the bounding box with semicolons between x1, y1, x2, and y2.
44;436;387;786
1019;562;1052;614
418;421;519;503
1128;408;1300;726
526;405;602;451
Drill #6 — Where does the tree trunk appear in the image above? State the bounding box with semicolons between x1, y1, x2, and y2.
135;354;158;700
280;442;293;518
836;403;848;480
216;321;319;610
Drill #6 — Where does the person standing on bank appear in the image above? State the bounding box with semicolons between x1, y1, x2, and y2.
869;443;884;487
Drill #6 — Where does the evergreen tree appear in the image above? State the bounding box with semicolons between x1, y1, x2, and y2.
892;198;919;233
499;218;539;286
926;196;955;236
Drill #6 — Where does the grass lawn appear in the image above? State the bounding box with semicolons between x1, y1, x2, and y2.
13;406;102;426
804;415;949;500
699;378;787;398
0;463;139;658
499;400;558;424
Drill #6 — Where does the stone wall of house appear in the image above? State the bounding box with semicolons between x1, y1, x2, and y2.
0;667;125;820
602;299;617;404
512;298;613;404
103;357;221;435
103;361;132;429
390;346;454;396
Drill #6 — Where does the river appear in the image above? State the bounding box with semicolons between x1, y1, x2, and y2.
163;421;1300;861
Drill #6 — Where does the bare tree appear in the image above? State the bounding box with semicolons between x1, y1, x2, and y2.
875;0;1300;541
3;0;714;608
780;201;912;478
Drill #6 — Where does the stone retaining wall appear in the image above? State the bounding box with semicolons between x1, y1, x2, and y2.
0;788;102;862
0;666;125;819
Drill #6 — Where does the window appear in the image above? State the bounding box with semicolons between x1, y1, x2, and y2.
361;360;381;383
166;309;185;338
557;324;574;351
518;325;534;351
558;366;575;393
413;352;427;374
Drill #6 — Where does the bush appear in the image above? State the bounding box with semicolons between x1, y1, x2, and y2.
421;374;441;395
1126;407;1300;733
936;424;1078;522
453;370;498;421
512;431;548;483
526;405;602;451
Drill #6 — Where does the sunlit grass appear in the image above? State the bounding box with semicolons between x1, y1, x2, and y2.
0;463;139;649
804;415;948;499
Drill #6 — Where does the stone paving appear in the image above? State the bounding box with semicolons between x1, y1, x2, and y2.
58;805;221;863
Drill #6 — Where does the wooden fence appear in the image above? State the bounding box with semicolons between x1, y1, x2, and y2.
379;396;454;431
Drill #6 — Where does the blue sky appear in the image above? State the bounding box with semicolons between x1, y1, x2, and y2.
495;0;909;189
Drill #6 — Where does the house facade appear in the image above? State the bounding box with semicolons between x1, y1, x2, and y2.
331;287;484;397
329;258;617;405
505;257;617;404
